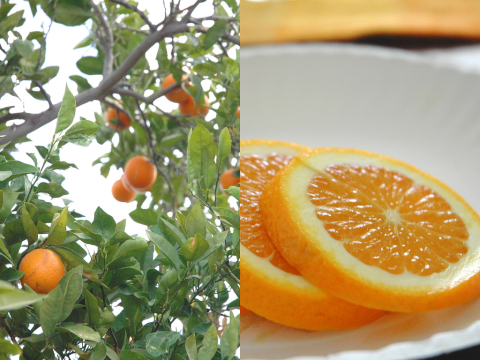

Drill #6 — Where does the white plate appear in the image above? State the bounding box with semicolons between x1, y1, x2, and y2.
241;43;480;360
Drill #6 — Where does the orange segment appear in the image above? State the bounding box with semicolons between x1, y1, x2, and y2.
240;140;387;330
260;148;480;312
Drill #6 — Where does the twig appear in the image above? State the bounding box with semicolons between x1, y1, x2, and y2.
101;287;120;354
109;0;155;31
34;80;53;108
90;0;114;77
115;24;149;35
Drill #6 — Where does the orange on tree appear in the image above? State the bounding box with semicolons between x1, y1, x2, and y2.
261;147;480;313
122;155;157;192
220;168;239;191
240;140;387;330
19;248;66;294
179;95;210;117
235;106;240;117
162;74;190;103
112;177;136;202
105;106;131;130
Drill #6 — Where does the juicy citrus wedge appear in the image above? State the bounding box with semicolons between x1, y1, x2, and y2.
240;140;387;330
260;148;480;313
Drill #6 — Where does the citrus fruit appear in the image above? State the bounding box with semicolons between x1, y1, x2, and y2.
112;178;136;202
19;248;66;294
220;169;239;191
235;107;240;118
240;140;387;330
105;107;131;130
162;74;190;103
260;148;480;313
179;96;209;117
122;156;157;192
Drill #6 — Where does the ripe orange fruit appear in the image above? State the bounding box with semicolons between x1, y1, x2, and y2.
162;74;190;103
261;148;480;313
122;156;157;192
220;168;239;191
235;107;240;117
240;140;387;330
112;178;136;202
19;248;66;294
179;96;209;117
105;107;131;130
240;305;253;314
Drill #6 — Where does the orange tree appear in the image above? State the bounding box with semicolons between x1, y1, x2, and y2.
0;1;239;359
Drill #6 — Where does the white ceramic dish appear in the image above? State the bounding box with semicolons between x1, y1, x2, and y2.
241;43;480;360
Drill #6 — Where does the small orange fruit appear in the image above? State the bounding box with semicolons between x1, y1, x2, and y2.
123;156;157;192
19;248;66;294
261;147;480;313
241;140;387;330
220;169;239;191
162;74;190;103
179;96;209;117
105;107;131;130
235;107;240;117
112;178;136;202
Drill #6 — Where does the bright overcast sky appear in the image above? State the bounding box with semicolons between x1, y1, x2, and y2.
1;0;217;237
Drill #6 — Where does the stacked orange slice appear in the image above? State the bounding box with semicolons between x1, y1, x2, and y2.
261;147;480;313
240;140;387;330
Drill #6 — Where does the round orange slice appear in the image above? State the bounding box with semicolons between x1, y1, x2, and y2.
240;140;387;330
260;148;480;313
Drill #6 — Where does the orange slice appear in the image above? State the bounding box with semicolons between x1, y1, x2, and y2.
261;148;480;313
240;140;387;330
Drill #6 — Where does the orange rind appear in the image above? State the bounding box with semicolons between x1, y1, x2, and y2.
261;148;480;313
240;140;387;330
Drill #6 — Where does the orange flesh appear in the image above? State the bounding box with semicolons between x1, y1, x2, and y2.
241;154;300;275
308;164;469;276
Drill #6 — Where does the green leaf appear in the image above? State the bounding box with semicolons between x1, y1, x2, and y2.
196;231;227;264
181;234;209;261
3;219;27;246
146;230;181;272
74;220;103;245
0;338;21;356
13;39;34;59
64;119;99;137
224;187;239;202
220;312;238;360
186;200;206;238
22;204;38;243
58;324;101;342
77;56;103;75
188;125;216;183
193;63;218;77
217;128;232;162
46;207;68;245
201;147;216;188
0;237;13;264
204;20;228;49
159;218;186;246
119;350;147;360
129;208;158;226
52;246;92;273
213;207;239;230
55;85;76;134
198;324;218;360
0;189;18;223
0;161;38;181
74;32;94;49
52;1;92;26
90;341;107;360
37;182;69;198
111;238;149;263
146;331;181;357
0;280;44;311
37;66;59;84
92;207;116;241
70;75;92;93
185;333;197;360
40;266;83;338
106;346;120;360
0;267;24;281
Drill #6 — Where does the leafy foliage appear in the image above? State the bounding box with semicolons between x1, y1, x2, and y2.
0;1;240;359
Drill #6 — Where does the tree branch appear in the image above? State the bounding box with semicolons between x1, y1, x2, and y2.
109;0;155;31
34;80;53;108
